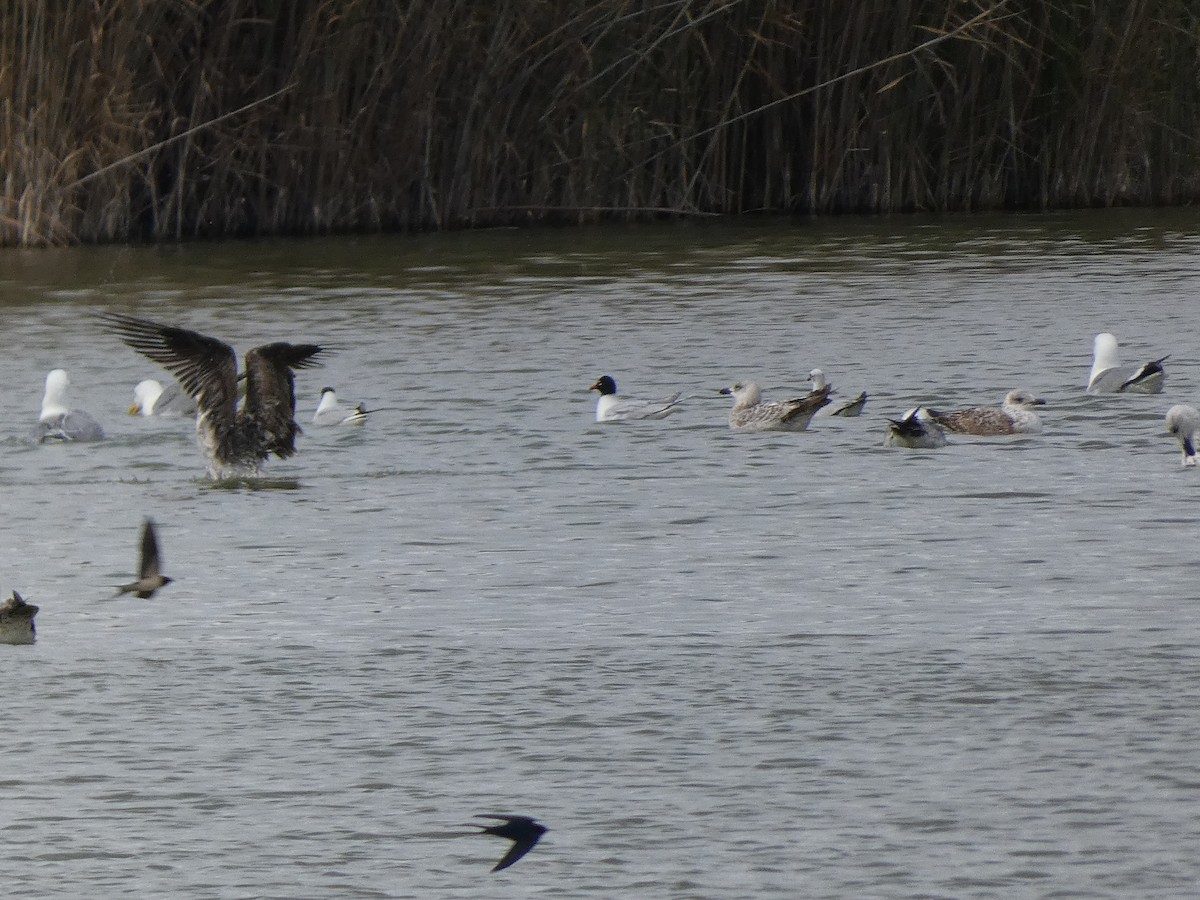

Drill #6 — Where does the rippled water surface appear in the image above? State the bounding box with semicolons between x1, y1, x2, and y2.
3;211;1200;898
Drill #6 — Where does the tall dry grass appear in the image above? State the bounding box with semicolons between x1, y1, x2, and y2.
3;0;1200;246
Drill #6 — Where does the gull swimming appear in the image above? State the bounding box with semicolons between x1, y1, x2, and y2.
1166;404;1200;467
808;369;867;417
720;381;832;432
115;519;173;599
32;369;105;442
0;591;38;645
927;389;1046;435
130;378;197;417
884;407;947;449
313;387;368;426
589;375;682;422
1087;333;1167;394
465;814;548;872
101;313;326;479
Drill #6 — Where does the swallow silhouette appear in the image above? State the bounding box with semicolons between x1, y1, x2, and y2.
116;519;173;599
466;814;547;872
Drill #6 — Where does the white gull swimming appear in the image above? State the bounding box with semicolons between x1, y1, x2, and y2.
884;407;947;449
32;369;105;442
313;387;368;426
589;375;682;422
807;369;867;417
1087;332;1167;394
130;378;197;416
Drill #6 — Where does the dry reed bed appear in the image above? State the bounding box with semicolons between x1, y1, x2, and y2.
2;0;1199;247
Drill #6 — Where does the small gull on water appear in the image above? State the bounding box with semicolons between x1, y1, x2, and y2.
1165;404;1200;467
1087;332;1167;394
130;378;197;417
589;375;682;422
884;406;948;449
808;368;867;417
313;387;368;426
0;591;38;645
720;380;832;432
927;389;1046;436
32;369;105;443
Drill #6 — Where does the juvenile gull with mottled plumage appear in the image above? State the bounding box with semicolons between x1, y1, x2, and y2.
101;313;326;479
720;381;831;432
0;591;38;645
927;389;1046;436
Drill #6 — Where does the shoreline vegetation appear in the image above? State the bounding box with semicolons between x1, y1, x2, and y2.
3;1;1199;248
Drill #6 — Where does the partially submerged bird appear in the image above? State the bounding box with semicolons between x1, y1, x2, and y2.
312;387;368;426
1087;333;1167;394
130;378;197;417
589;375;682;422
101;313;326;479
0;591;38;645
1166;404;1200;467
926;389;1046;436
115;519;173;599
807;369;867;417
885;407;948;449
32;369;105;442
465;814;547;872
720;381;832;432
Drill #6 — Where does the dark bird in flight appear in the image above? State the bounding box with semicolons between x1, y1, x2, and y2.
0;590;38;645
100;313;326;479
116;519;173;599
466;814;547;872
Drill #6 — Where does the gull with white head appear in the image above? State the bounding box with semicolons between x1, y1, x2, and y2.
0;591;38;645
32;369;105;442
807;368;867;417
1087;333;1167;394
927;389;1046;436
1166;405;1200;467
885;407;948;449
720;380;831;432
130;378;197;417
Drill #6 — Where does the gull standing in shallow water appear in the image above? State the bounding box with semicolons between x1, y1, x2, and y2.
100;313;326;479
130;378;197;417
589;375;682;422
32;369;105;442
0;591;38;645
926;389;1046;436
884;407;948;449
720;381;832;432
807;368;867;417
1087;332;1168;394
1165;404;1200;467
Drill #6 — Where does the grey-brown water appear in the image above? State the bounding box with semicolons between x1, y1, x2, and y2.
2;211;1199;898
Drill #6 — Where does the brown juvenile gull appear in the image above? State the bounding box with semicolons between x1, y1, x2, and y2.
1166;404;1200;467
312;387;368;426
115;519;173;599
884;406;948;449
720;381;831;432
589;375;682;422
464;814;548;872
0;591;38;645
100;313;326;479
807;369;867;417
927;389;1046;436
32;369;105;443
1087;332;1167;394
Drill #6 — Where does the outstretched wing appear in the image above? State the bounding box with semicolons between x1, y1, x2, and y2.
100;313;239;424
244;342;326;459
139;519;162;581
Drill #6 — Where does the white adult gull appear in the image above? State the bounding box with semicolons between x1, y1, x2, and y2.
313;387;368;426
1087;332;1167;394
130;378;197;417
884;407;947;449
807;368;867;417
101;313;326;479
32;369;105;442
926;389;1046;436
588;375;682;422
1165;404;1200;467
720;381;831;432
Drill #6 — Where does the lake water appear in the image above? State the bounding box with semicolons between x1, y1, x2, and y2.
2;211;1200;898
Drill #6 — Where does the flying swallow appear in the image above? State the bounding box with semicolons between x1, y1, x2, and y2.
116;519;173;599
466;814;547;872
